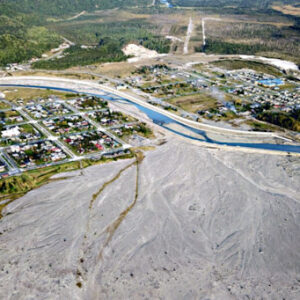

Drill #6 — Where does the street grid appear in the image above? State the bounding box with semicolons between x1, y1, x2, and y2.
0;94;137;177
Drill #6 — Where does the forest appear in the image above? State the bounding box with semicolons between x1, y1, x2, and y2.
32;19;170;69
0;17;62;66
0;0;164;67
0;0;299;67
257;109;300;132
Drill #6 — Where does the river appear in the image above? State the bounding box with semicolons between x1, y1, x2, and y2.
1;83;300;153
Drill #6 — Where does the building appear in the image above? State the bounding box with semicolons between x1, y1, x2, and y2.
1;127;21;138
256;79;284;87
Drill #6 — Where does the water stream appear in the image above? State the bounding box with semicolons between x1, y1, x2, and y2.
1;84;300;153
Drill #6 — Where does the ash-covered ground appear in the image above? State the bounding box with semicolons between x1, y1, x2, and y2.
0;137;300;299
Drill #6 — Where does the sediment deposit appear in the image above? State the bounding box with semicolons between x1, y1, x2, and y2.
0;137;299;299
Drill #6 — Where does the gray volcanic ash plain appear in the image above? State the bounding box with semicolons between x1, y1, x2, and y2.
0;137;300;299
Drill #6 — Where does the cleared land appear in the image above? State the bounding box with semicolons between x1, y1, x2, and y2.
0;87;77;102
272;5;300;17
166;93;218;113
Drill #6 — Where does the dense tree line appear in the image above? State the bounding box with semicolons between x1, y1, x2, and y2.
170;0;299;9
32;43;128;70
201;39;268;55
49;19;169;51
257;109;300;132
196;18;300;63
0;0;151;16
32;32;170;70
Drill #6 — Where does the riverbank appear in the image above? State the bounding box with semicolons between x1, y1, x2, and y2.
0;76;300;154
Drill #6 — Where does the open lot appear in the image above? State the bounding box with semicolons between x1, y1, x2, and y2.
272;5;300;17
0;101;11;110
166;92;219;113
110;122;154;140
0;88;76;103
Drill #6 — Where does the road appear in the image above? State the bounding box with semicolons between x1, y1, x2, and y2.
61;101;129;148
66;10;86;21
202;18;206;47
183;17;193;55
15;106;78;160
0;92;132;176
0;151;19;174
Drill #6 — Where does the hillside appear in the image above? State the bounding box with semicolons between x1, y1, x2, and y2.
0;0;155;67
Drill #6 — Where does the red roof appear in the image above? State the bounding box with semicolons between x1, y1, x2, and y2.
95;143;103;150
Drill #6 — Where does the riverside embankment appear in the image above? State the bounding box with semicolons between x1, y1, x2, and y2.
1;76;300;155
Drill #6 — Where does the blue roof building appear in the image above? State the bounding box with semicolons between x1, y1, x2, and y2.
257;78;284;87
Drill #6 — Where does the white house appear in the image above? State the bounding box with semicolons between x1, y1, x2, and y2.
1;127;21;138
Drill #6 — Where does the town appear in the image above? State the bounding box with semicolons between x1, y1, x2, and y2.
0;94;153;178
122;62;300;131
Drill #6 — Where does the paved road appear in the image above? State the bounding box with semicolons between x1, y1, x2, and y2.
0;87;133;176
15;106;78;160
62;101;129;148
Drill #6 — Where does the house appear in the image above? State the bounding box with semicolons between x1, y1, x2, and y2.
95;143;103;150
0;162;6;173
2;127;21;138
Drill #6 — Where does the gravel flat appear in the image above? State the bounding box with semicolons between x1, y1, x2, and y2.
0;137;299;299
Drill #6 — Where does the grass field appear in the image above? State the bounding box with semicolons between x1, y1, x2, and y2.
0;101;11;110
166;93;218;113
80;62;137;78
0;88;78;103
16;70;97;80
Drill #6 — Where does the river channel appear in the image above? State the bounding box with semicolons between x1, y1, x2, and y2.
1;84;300;154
